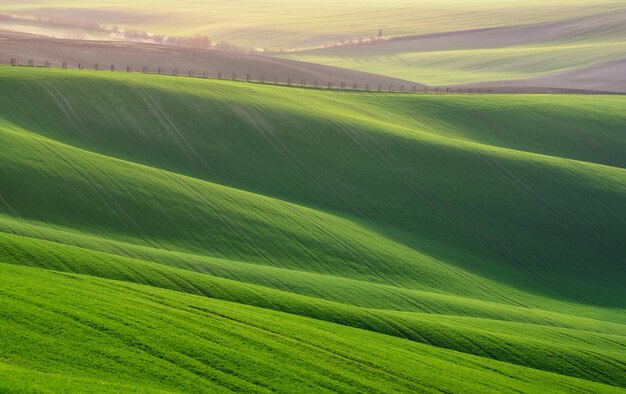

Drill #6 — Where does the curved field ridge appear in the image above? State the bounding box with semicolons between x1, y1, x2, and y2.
0;66;625;392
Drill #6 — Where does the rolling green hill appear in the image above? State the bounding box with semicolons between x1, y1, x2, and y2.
0;66;625;392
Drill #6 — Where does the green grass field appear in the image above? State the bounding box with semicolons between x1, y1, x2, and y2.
0;66;625;392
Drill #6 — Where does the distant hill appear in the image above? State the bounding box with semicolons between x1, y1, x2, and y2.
462;58;626;93
2;0;620;48
280;8;626;92
0;31;418;88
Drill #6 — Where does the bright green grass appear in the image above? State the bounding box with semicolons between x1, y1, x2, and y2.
1;230;625;388
0;66;625;391
1;0;622;48
3;263;623;393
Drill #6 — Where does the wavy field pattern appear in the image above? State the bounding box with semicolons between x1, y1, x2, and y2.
0;66;625;392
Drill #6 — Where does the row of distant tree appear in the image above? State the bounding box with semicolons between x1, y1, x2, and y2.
120;29;213;49
119;29;260;52
326;36;389;48
36;16;103;31
263;35;389;55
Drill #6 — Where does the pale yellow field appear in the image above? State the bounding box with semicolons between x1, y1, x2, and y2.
2;0;624;48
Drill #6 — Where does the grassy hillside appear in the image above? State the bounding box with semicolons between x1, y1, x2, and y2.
0;66;625;391
2;0;623;48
